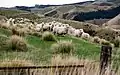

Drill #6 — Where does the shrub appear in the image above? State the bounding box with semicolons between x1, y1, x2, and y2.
7;35;27;51
51;40;75;54
42;31;57;41
92;36;101;44
113;37;120;47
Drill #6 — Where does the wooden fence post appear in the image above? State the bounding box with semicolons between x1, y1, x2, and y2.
100;45;112;75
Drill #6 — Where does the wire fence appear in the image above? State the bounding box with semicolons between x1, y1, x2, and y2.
0;65;85;75
0;46;119;75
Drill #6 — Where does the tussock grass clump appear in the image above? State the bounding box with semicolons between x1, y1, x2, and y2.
92;36;101;44
42;31;57;41
51;40;75;54
8;35;27;51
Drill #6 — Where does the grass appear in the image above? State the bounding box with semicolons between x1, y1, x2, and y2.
0;9;24;18
42;31;57;41
51;40;75;54
7;35;27;51
0;28;100;64
0;28;12;36
57;36;100;59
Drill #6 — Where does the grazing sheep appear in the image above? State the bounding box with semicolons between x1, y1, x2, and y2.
53;24;68;35
73;29;81;37
7;18;13;26
12;27;26;36
43;23;51;31
67;26;75;36
92;36;101;43
52;25;59;34
79;29;84;36
35;23;44;32
81;32;90;40
57;26;67;35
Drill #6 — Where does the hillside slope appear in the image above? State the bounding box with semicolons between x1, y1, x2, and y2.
0;28;100;64
105;14;120;29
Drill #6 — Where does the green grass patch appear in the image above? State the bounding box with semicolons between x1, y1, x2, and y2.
0;29;100;64
0;28;12;36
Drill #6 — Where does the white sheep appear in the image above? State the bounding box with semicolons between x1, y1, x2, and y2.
57;26;67;35
81;32;90;40
52;25;59;34
74;29;83;37
67;26;75;36
35;23;44;32
43;23;51;31
52;24;68;35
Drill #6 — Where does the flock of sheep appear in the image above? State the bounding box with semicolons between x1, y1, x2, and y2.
35;21;90;39
0;17;115;47
3;18;90;40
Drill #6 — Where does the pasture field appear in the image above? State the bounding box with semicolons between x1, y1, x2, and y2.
0;28;100;64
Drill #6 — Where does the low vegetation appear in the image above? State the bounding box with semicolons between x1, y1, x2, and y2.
7;35;27;51
51;40;75;54
0;9;24;18
0;27;101;64
42;31;57;41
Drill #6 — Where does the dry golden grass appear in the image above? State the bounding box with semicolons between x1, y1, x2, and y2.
7;35;27;51
49;55;114;75
0;56;118;75
0;59;33;67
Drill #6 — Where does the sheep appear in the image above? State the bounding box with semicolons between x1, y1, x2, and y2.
12;27;25;36
92;36;101;43
52;25;59;34
73;29;81;37
67;26;75;36
35;23;44;32
79;29;84;36
7;18;13;26
52;24;68;35
81;32;90;40
57;26;67;35
43;23;51;31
